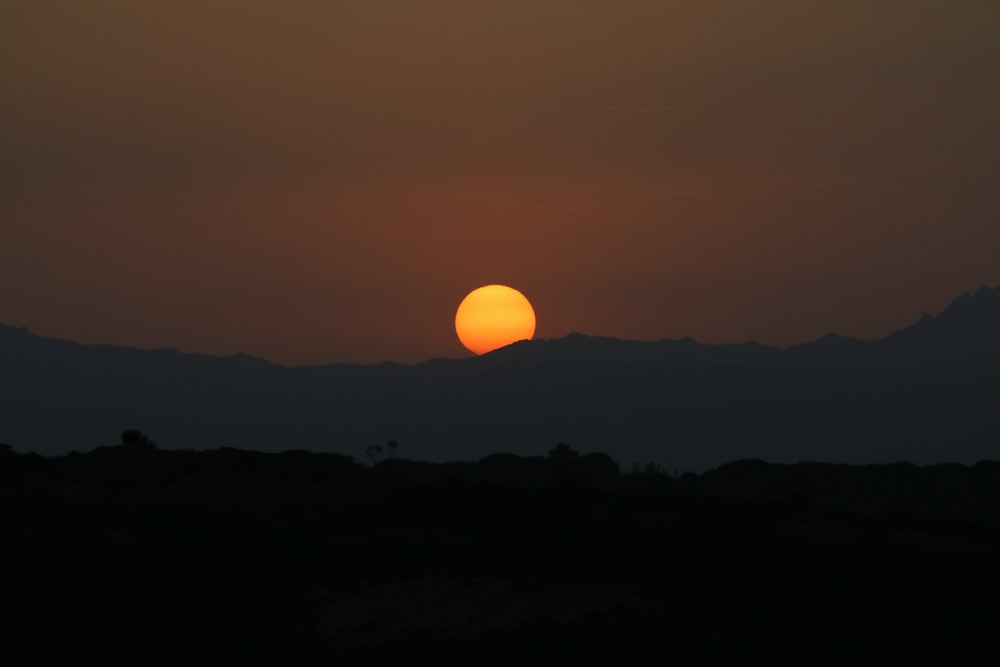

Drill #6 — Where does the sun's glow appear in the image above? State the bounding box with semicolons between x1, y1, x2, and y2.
455;285;536;355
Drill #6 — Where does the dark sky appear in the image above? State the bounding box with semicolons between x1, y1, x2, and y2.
3;1;998;364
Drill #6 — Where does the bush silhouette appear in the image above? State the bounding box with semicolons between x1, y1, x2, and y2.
549;443;579;460
120;429;155;448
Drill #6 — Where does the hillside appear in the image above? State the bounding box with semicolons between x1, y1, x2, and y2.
2;286;998;469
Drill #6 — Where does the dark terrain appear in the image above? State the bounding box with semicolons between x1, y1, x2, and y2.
3;443;1000;664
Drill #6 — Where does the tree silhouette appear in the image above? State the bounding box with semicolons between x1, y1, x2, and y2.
366;444;383;465
386;440;399;459
120;429;155;448
549;443;579;460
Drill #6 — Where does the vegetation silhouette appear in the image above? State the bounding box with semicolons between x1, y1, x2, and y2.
120;429;156;448
548;442;579;459
3;444;1000;663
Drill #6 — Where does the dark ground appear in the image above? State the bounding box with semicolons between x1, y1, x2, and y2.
3;444;1000;665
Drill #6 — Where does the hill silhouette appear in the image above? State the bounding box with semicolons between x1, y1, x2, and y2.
2;285;998;470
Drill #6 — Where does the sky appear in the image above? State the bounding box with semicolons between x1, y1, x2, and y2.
2;1;998;365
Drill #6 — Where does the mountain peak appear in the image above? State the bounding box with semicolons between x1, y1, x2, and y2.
880;284;1000;361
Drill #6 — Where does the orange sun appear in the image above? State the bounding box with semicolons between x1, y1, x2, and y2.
455;285;536;355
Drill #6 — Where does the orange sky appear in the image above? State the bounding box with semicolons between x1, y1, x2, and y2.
2;1;999;364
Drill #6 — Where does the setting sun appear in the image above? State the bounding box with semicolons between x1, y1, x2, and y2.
455;285;536;355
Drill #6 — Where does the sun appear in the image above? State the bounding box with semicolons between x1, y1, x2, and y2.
455;285;536;355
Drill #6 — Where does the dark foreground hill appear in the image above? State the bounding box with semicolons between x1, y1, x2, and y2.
4;445;1000;664
2;285;999;469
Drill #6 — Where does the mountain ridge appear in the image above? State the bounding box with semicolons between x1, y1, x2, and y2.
4;283;998;369
2;285;998;468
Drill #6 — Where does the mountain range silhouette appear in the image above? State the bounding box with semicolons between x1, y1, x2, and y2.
2;285;998;469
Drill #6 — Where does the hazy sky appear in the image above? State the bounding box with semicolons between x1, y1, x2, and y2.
3;1;998;364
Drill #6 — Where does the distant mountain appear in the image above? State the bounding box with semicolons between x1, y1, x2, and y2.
472;333;782;368
783;284;1000;366
489;284;1000;368
878;285;1000;362
2;286;998;469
